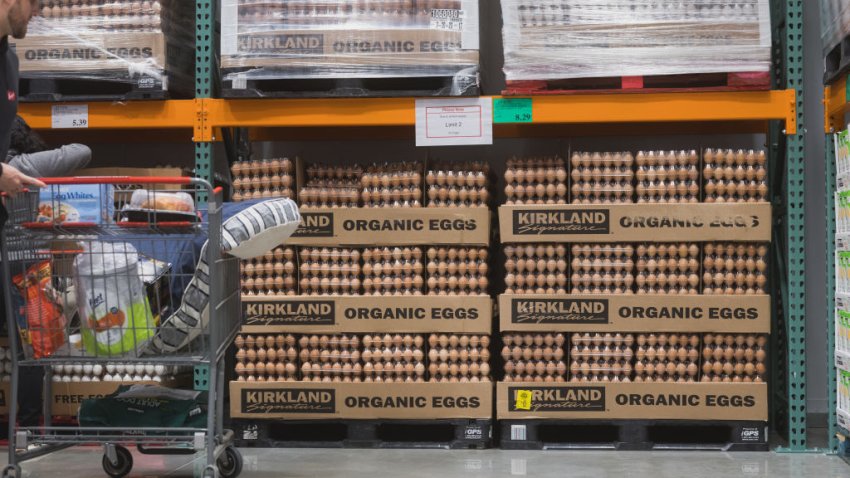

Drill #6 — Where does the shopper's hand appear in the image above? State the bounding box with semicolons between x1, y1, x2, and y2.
0;163;46;197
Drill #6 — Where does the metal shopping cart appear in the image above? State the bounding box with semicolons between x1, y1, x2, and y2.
0;177;243;478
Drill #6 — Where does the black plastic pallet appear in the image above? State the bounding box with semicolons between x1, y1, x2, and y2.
499;420;768;451
221;73;479;99
18;75;168;103
825;35;850;85
231;418;491;449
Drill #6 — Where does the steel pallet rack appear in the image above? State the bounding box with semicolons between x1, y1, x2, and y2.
196;0;805;451
13;0;808;452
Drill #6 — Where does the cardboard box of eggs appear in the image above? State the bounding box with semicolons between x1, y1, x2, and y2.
220;0;480;94
234;333;492;384
504;149;767;205
242;245;490;297
503;242;767;296
11;1;196;97
500;332;767;384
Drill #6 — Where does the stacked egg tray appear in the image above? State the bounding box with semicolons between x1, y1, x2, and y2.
504;149;767;204
39;0;165;32
231;158;295;202
426;161;491;208
297;160;493;210
500;333;767;384
243;246;492;297
503;242;768;295
233;333;492;384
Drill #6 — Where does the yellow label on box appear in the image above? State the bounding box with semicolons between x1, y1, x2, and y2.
514;390;532;411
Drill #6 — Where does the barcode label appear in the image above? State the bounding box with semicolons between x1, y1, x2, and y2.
430;9;465;32
510;424;527;441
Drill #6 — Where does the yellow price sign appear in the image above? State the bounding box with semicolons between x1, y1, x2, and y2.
515;390;533;411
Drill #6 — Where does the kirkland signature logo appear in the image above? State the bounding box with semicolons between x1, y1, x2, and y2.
293;213;334;237
239;34;324;54
509;387;605;412
241;389;335;414
512;209;610;235
243;301;335;326
511;299;609;325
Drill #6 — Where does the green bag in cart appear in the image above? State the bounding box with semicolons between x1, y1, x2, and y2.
79;385;207;428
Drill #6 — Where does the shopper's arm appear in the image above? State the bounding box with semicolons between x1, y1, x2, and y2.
0;163;46;195
8;144;92;178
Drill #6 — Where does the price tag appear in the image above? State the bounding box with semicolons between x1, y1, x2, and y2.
514;390;532;411
52;105;89;129
415;98;493;147
494;98;533;124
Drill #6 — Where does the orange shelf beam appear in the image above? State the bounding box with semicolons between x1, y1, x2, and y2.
203;89;796;137
826;75;848;133
18;100;197;131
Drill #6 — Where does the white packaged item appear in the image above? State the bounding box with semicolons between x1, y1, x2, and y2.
74;241;154;357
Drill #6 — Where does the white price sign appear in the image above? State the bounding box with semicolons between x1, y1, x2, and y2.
415;98;493;147
51;104;89;129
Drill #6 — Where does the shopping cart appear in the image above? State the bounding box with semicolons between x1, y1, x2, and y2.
0;177;243;478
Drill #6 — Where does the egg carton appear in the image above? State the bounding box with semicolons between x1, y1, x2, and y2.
504;359;568;377
298;247;362;295
702;243;769;294
569;359;633;376
425;247;490;296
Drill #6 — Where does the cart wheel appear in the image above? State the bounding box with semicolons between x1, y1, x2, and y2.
217;447;243;478
2;464;21;478
102;445;133;478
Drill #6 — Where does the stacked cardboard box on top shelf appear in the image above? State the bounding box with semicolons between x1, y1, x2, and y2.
229;156;494;448
12;1;195;101
219;0;481;97
822;0;850;82
500;1;772;93
496;148;771;450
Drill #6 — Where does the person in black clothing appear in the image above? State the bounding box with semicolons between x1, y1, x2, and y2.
0;0;44;197
0;0;45;431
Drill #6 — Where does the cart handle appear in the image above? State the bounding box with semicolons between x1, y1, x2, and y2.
36;176;195;185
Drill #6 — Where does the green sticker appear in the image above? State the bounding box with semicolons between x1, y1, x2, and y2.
494;98;533;124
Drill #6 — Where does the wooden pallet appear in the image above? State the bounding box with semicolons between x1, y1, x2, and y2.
825;35;850;85
499;420;768;451
221;71;479;99
503;72;771;96
18;74;168;103
230;419;491;450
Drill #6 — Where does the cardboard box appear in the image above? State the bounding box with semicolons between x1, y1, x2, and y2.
498;203;772;243
230;381;492;420
499;294;770;333
241;295;492;334
11;32;166;74
222;29;479;70
290;207;490;246
497;382;768;421
50;380;162;417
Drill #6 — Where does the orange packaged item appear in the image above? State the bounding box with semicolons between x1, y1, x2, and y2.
12;261;67;359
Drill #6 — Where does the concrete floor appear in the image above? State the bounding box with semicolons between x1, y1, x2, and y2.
1;447;848;478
